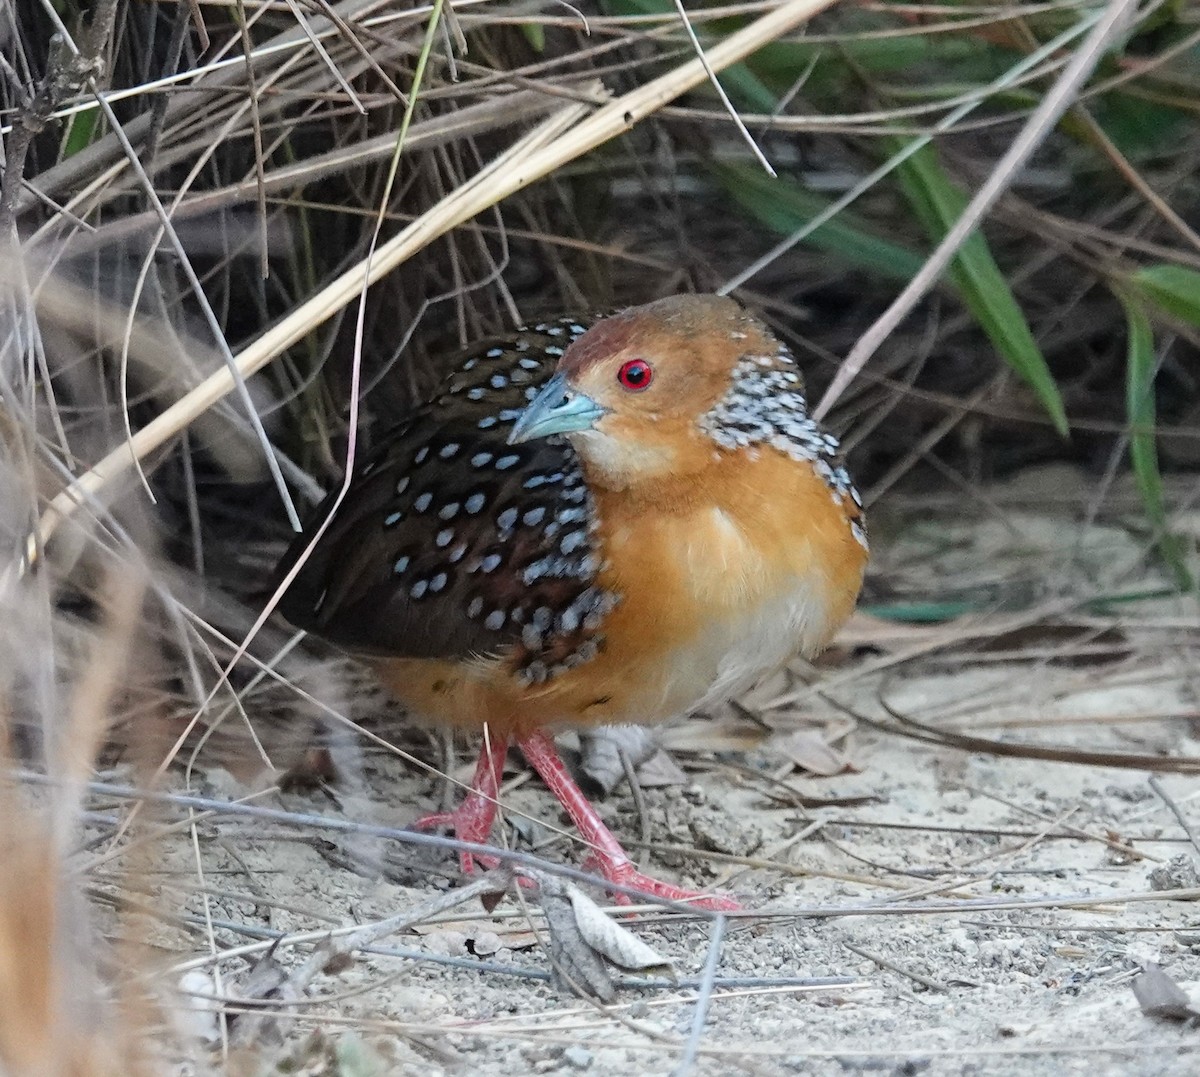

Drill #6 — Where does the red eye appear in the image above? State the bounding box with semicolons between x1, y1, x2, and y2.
617;358;653;392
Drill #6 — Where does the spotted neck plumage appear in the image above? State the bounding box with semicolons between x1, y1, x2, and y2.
698;347;866;549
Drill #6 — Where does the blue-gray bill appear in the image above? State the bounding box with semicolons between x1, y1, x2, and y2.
508;372;605;444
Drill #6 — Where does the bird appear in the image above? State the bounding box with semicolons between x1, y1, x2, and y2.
275;294;867;910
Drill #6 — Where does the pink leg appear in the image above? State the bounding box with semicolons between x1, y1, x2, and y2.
411;733;509;874
518;731;740;911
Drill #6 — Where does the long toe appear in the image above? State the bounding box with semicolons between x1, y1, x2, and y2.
586;855;741;911
410;804;501;874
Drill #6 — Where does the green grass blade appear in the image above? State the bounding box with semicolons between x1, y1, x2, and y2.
62;109;100;157
1121;294;1194;590
1132;264;1200;327
860;600;978;623
520;22;546;53
711;162;925;282
715;60;782;112
892;142;1069;436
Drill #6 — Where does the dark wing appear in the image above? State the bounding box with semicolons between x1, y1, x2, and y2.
275;317;616;681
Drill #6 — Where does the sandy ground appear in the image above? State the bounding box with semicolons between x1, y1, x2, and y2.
88;466;1200;1076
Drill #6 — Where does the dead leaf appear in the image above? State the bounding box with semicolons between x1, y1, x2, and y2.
538;875;676;1001
1148;855;1200;894
176;970;222;1044
468;931;505;957
409;918;538;950
1132;964;1200;1021
540;877;616;1002
225;945;302;1047
771;729;854;777
579;726;658;794
240;948;290;999
565;885;676;977
634;749;688;788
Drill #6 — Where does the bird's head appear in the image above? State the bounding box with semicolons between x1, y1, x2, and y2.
508;294;801;491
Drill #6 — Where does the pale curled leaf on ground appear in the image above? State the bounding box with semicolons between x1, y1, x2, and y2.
565;884;676;977
175;971;222;1046
537;874;676;1002
540;876;617;1003
771;728;856;777
579;725;658;794
633;749;689;789
1132;964;1200;1022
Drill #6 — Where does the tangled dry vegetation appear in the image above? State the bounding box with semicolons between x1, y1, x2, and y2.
2;0;1200;1072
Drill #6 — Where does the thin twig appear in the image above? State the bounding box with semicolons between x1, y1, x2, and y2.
1149;776;1200;859
840;940;944;993
0;0;120;238
673;914;727;1077
18;0;836;564
670;0;774;176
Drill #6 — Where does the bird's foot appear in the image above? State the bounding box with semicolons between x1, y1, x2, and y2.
517;730;740;910
581;852;741;911
410;734;510;874
410;799;501;874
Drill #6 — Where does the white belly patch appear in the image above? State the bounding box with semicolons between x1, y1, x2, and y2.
642;507;836;720
685;575;832;716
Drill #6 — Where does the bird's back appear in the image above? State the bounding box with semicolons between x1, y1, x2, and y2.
275;316;615;681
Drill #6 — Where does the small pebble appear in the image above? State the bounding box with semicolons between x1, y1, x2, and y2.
562;1046;594;1070
1149;854;1200;894
470;930;505;956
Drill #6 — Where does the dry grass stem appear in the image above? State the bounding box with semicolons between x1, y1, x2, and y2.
20;0;836;570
